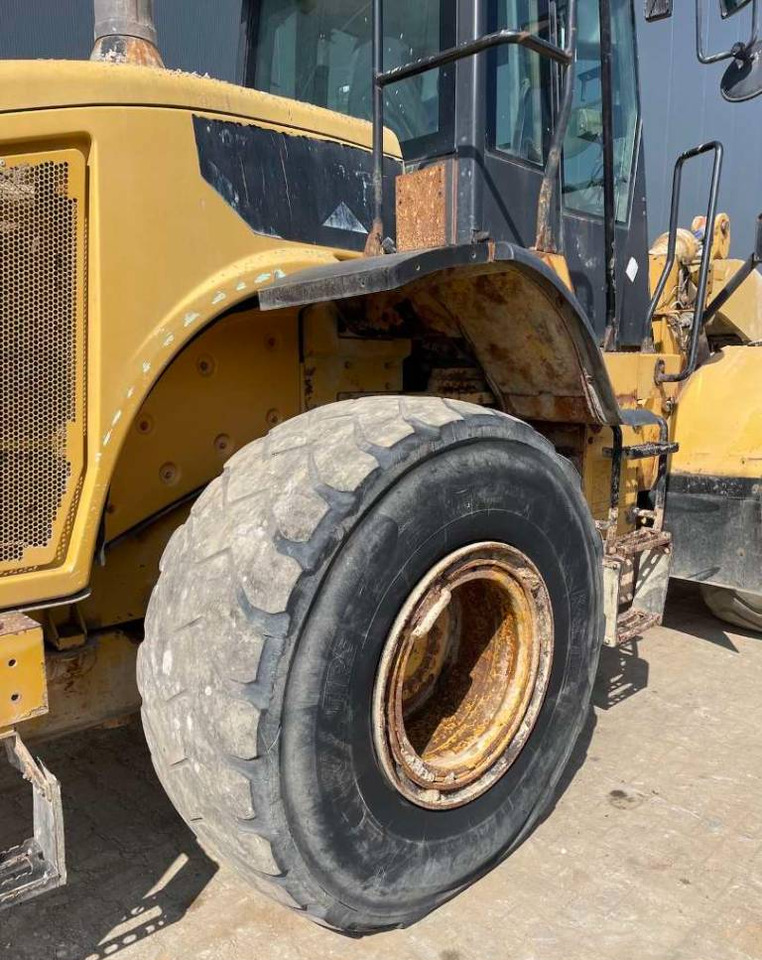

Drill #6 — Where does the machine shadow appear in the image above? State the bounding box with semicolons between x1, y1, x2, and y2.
0;721;217;960
661;579;762;651
593;639;650;710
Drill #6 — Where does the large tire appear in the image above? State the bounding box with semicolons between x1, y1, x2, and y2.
138;397;603;933
701;584;762;632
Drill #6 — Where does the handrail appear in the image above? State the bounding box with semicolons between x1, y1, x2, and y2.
650;141;724;384
376;29;571;88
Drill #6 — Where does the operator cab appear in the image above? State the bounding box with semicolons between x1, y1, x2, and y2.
242;0;648;344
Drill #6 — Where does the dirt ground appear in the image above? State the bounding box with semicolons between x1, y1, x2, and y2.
2;582;761;960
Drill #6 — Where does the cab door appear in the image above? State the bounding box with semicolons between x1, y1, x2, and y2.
480;0;650;344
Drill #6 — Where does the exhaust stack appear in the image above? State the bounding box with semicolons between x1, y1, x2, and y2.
91;0;164;67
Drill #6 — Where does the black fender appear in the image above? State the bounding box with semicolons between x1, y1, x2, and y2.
258;242;622;425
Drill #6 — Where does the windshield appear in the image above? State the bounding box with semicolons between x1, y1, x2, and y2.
250;0;454;158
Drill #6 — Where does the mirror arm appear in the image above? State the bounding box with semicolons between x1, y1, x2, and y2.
696;0;759;63
697;0;734;62
750;0;759;50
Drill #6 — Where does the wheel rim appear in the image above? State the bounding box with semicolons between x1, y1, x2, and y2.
372;542;554;809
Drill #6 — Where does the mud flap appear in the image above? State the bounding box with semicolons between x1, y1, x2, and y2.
0;732;66;910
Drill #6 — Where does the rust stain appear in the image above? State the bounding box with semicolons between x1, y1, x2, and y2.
92;35;164;67
374;544;554;809
396;163;453;253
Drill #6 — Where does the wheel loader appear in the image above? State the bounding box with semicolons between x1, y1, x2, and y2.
2;0;762;934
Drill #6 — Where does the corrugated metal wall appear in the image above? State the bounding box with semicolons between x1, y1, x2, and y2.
637;2;762;255
2;1;760;253
1;0;241;81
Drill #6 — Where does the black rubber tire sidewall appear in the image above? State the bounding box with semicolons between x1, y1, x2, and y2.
281;438;601;926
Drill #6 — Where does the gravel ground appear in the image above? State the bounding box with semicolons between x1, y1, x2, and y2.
2;582;761;960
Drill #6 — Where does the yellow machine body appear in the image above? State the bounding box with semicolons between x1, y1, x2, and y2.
0;60;398;613
1;58;760;739
671;345;762;480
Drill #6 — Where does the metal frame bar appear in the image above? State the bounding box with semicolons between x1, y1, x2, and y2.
600;0;618;347
703;213;762;323
647;141;724;384
535;0;578;252
369;0;577;253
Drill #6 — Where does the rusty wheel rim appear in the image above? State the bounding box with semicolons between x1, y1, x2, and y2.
372;542;554;809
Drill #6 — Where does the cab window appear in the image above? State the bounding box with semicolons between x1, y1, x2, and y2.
563;0;640;221
248;0;455;159
493;0;554;165
491;0;640;222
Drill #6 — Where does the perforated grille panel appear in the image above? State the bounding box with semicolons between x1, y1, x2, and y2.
0;150;86;576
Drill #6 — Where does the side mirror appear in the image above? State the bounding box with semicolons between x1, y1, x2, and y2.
720;0;752;18
721;41;762;100
645;0;673;21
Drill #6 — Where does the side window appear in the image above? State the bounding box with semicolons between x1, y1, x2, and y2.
251;0;454;158
493;0;554;165
491;0;639;222
563;0;639;221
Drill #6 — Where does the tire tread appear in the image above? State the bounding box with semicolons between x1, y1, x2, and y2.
138;397;581;931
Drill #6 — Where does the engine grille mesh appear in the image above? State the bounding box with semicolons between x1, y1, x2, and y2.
0;152;86;575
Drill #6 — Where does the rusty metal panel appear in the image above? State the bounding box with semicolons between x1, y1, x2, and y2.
301;304;410;410
396;161;456;252
0;149;87;577
259;243;622;425
0;613;47;729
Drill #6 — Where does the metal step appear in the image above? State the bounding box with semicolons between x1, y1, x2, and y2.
0;733;66;911
603;440;679;460
616;608;661;644
608;527;672;559
603;529;672;647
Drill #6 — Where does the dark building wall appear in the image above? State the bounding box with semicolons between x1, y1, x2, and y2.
1;0;241;81
2;2;760;253
637;3;762;255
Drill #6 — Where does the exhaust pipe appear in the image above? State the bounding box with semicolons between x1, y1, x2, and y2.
91;0;164;67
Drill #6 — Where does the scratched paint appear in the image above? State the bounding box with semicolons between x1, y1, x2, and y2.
193;116;400;253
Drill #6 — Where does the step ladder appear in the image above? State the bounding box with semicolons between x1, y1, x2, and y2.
599;409;678;647
0;731;65;910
